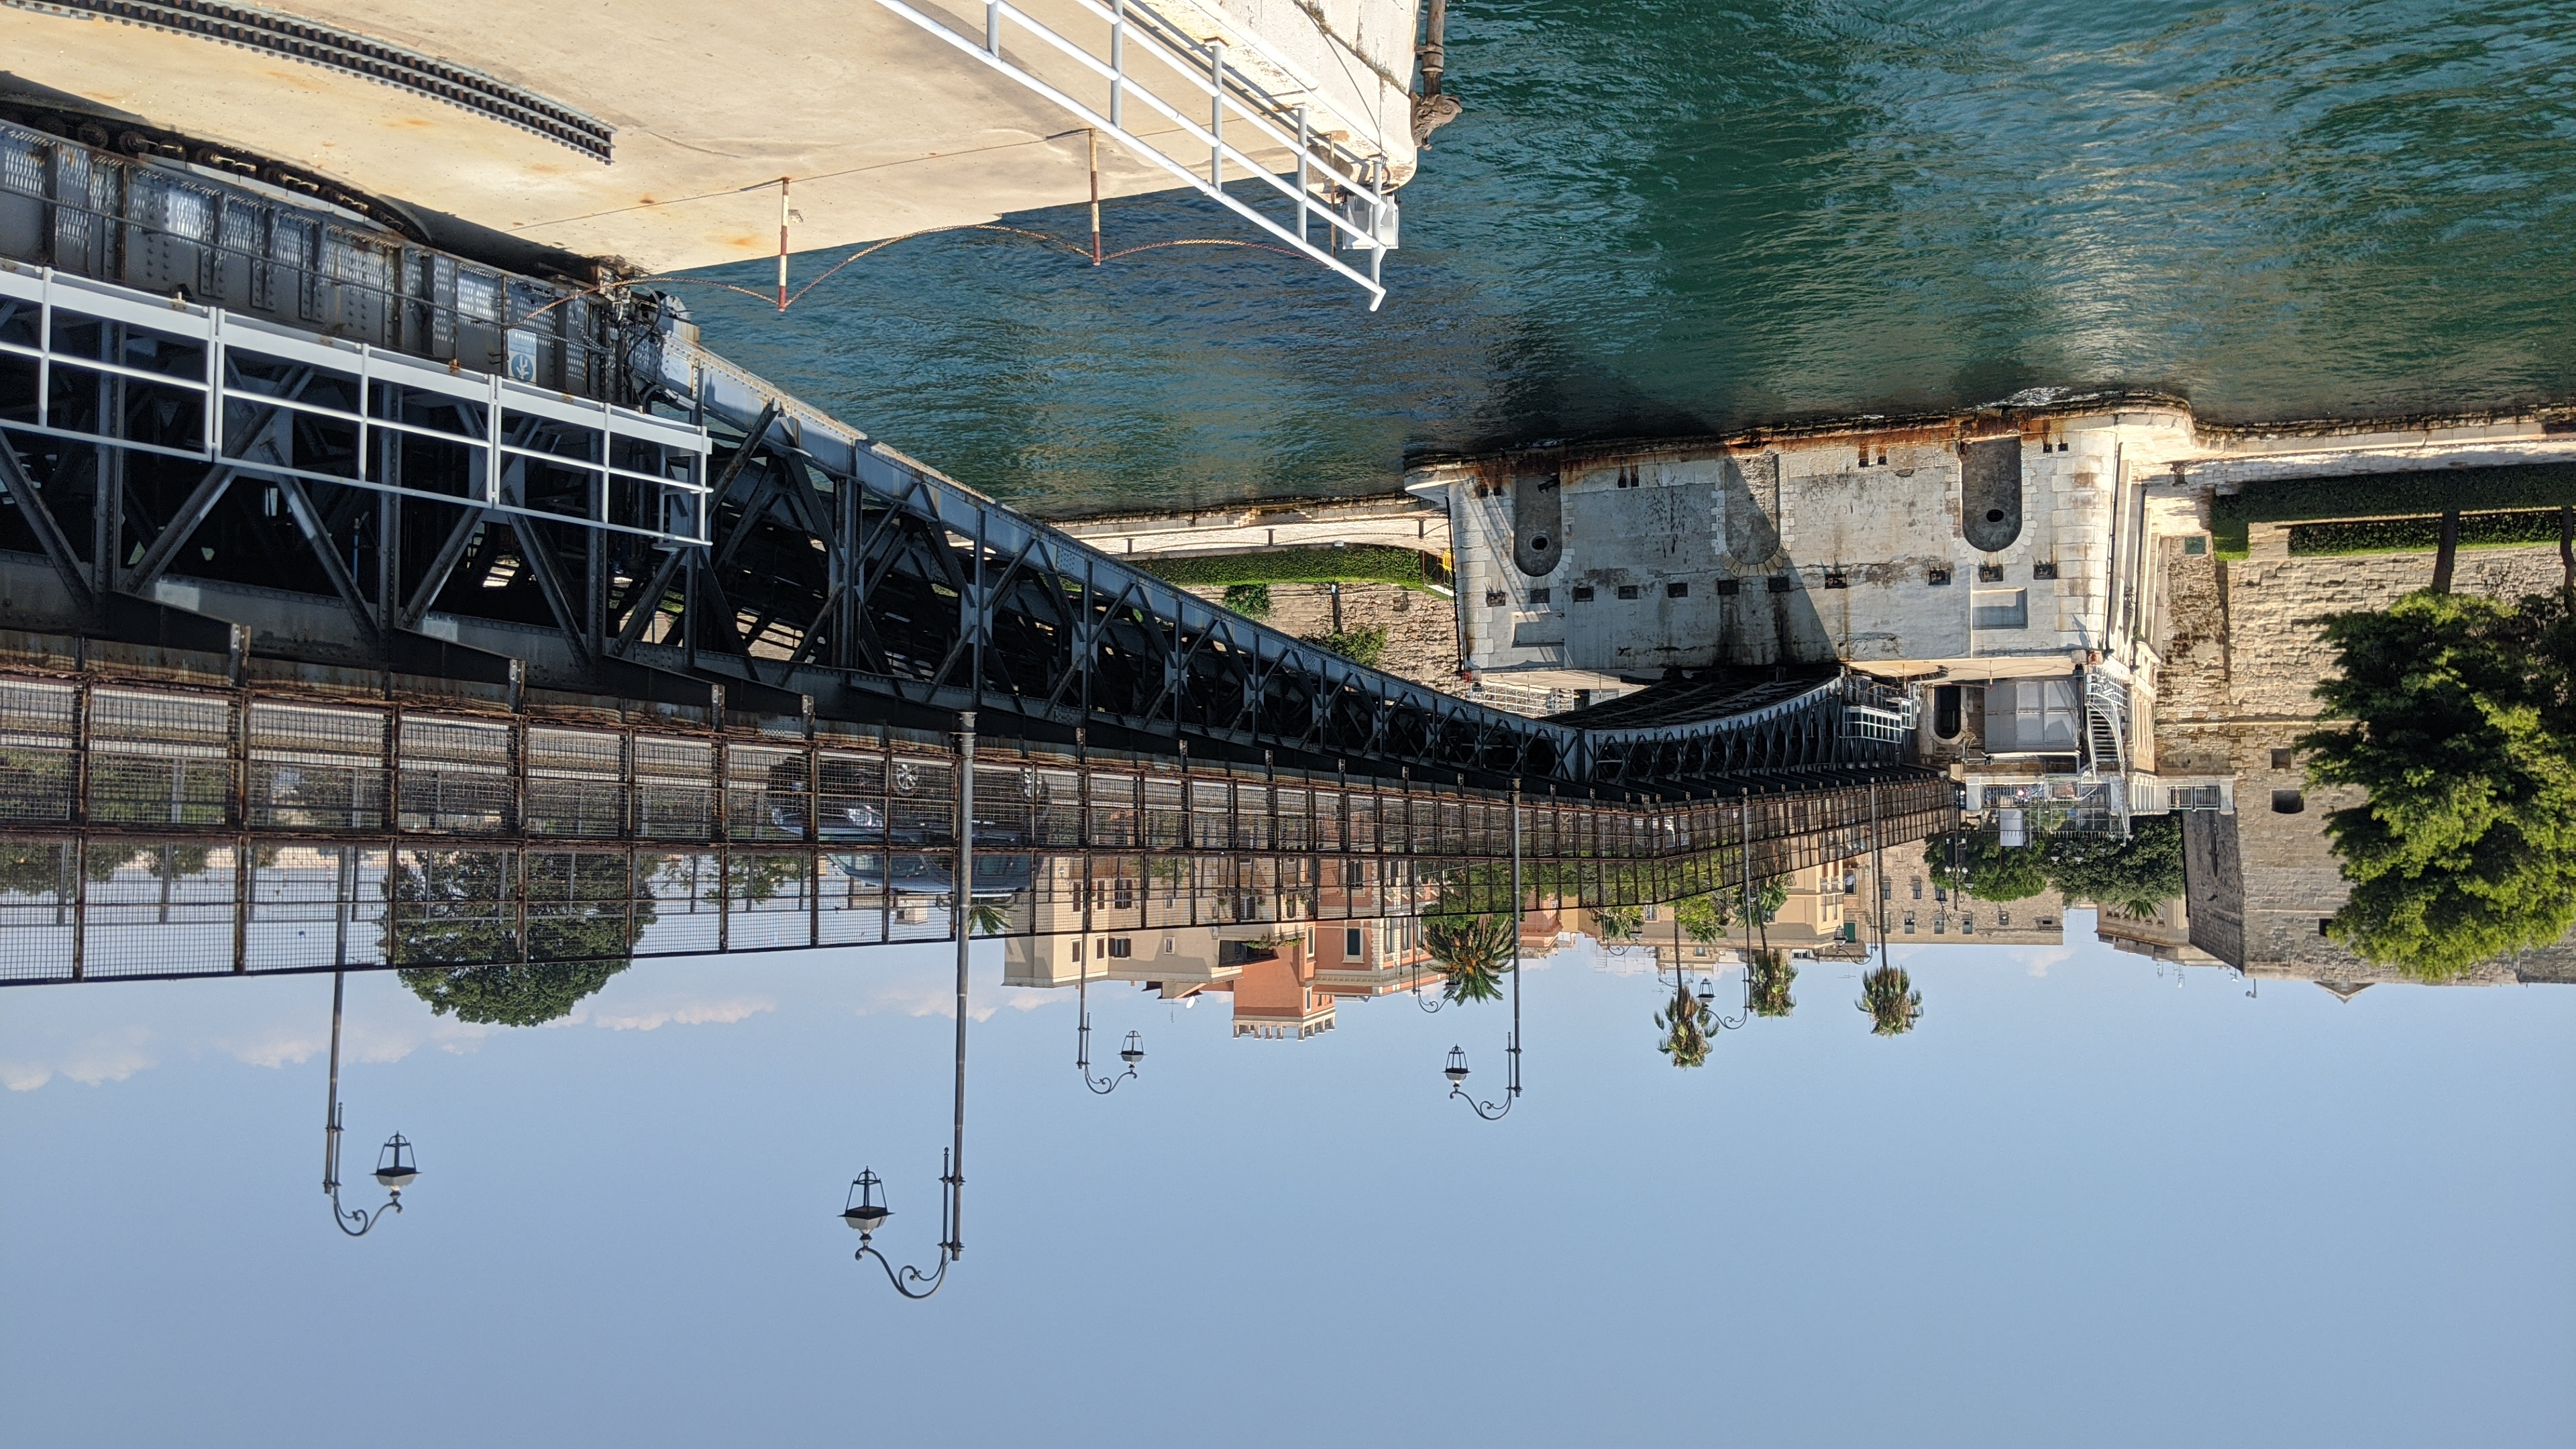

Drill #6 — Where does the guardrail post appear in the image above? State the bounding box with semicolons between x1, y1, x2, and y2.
1209;42;1225;186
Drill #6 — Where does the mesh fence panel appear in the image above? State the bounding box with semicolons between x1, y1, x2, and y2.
248;702;389;830
525;728;624;839
398;716;516;833
0;839;78;981
0;680;77;824
83;841;239;978
633;737;715;840
726;850;813;949
727;744;804;842
247;845;390;971
89;688;231;826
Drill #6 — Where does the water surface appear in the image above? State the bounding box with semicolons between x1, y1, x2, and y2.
684;1;2576;515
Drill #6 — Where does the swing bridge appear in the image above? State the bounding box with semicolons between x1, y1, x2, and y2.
0;119;1953;984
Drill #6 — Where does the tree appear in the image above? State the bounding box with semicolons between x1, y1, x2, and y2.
2301;590;2576;979
1926;828;2046;903
964;898;1014;936
1422;912;1514;1004
1858;965;1922;1036
2044;814;2184;917
1222;583;1273;619
1746;950;1796;1017
1590;904;1642;941
1672;892;1731;943
391;851;656;1026
1654;978;1715;1068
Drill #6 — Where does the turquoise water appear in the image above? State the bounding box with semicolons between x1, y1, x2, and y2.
685;1;2576;517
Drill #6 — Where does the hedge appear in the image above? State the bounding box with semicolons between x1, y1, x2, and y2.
1139;545;1429;589
2210;461;2576;559
2288;508;2575;557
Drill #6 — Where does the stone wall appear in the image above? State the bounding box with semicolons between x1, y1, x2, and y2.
2161;539;2576;979
2217;545;2569;718
1185;582;1463;694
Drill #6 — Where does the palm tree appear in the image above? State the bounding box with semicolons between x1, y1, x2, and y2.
1746;949;1796;1017
1858;965;1923;1036
963;898;1014;936
1423;912;1514;1004
1654;978;1715;1068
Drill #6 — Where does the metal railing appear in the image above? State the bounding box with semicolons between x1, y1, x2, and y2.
0;265;711;547
872;0;1401;306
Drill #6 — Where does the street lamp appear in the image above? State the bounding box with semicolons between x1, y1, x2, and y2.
1075;948;1144;1094
1442;784;1523;1121
1444;1042;1516;1120
322;969;417;1237
847;712;975;1299
844;1163;957;1298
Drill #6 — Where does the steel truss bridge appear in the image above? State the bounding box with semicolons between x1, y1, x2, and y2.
0;661;1954;983
1;119;1922;822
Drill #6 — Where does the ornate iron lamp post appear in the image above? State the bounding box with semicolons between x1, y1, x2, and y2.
1075;950;1145;1093
322;969;418;1236
846;712;975;1298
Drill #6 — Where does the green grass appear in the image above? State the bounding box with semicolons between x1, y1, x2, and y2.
2288;508;2575;557
1140;545;1430;590
1301;627;1389;669
2211;462;2576;560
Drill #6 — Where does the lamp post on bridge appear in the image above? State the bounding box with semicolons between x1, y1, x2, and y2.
846;711;974;1298
1444;783;1523;1120
322;967;419;1237
1075;949;1144;1094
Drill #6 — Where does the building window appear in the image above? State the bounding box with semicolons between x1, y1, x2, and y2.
1530;588;1550;604
1571;585;1595;602
2032;561;2059;580
1107;937;1133;959
1667;581;1688;598
1978;563;2005;582
1768;575;1794;593
2271;749;2294;769
1928;568;1953;586
1998;911;2009;927
2320;918;2334;936
1903;913;1916;934
1933;915;1946;934
2037;916;2057;928
1073;938;1085;961
1911;877;1923;900
1616;584;1641;600
1485;589;1507;606
1344;927;1364;958
2184;536;2208;555
1962;916;1974;934
2271;789;2306;814
1715;579;1741;596
1823;571;1849;589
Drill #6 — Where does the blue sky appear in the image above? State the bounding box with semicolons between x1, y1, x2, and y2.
3;922;2570;1448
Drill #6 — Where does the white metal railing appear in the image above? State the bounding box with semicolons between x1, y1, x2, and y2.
872;0;1399;308
0;266;712;547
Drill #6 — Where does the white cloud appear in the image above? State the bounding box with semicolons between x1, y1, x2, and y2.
586;996;777;1032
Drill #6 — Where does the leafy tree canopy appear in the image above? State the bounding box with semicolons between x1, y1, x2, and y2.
1672;892;1731;943
2301;589;2576;979
2044;815;2184;916
391;851;654;1025
1926;829;2047;903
